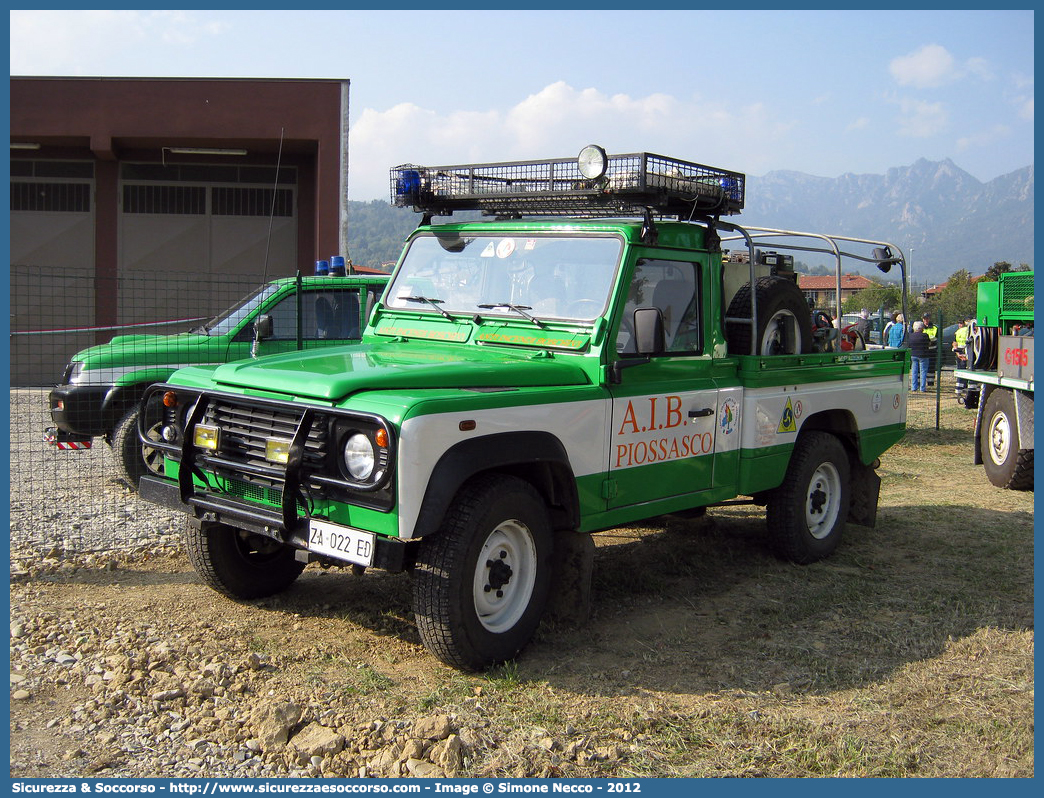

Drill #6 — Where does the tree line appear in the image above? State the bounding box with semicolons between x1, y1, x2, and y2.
840;261;1032;325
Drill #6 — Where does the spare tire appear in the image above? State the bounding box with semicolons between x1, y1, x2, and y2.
726;276;812;356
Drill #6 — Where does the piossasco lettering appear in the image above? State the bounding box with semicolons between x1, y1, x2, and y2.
613;394;713;469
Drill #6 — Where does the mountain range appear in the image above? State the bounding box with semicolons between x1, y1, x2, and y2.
347;159;1034;285
741;159;1034;285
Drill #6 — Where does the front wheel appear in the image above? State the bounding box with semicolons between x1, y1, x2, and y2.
412;474;553;671
766;432;851;564
112;399;166;490
980;389;1033;490
184;521;305;600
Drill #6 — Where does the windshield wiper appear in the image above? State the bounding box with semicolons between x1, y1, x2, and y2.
478;303;545;328
402;295;455;320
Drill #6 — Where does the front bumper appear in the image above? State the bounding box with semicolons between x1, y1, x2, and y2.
140;475;408;572
49;383;116;438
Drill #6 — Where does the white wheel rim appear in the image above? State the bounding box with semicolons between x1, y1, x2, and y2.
760;311;800;356
472;520;537;633
805;462;842;540
987;412;1011;466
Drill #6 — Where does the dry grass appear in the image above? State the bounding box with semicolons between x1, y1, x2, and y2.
463;372;1034;777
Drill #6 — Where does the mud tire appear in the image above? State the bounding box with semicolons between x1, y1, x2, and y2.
412;474;553;671
766;432;851;564
184;521;305;600
980;389;1034;490
112;399;166;491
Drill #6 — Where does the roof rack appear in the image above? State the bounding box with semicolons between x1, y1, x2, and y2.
389;146;745;220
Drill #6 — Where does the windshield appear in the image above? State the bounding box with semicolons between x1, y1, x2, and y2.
385;233;623;322
202;284;280;336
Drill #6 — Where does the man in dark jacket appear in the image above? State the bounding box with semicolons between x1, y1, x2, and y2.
908;320;931;392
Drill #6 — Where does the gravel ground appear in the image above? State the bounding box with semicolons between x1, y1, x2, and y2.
7;390;583;779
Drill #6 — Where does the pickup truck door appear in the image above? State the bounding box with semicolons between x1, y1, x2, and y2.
606;258;722;509
228;286;371;359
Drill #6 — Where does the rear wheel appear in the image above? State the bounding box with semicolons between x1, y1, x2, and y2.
184;521;305;600
412;474;553;671
767;432;851;563
726;276;812;356
980;389;1033;490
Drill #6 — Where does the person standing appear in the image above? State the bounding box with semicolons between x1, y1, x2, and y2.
887;312;905;348
908;320;931;392
953;318;970;391
853;309;871;343
921;313;938;387
964;318;977;371
921;312;938;343
953;319;969;363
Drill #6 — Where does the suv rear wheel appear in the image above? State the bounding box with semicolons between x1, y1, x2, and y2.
766;432;851;563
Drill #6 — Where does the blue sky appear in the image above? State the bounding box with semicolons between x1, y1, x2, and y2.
8;9;1035;201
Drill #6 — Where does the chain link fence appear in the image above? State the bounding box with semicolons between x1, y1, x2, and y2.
9;274;974;555
10;266;282;555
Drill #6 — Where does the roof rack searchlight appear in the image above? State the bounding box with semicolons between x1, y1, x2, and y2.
390;145;745;222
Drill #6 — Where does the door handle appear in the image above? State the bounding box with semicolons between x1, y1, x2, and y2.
688;408;714;418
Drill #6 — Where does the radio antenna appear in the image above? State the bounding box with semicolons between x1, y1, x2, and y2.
261;127;286;283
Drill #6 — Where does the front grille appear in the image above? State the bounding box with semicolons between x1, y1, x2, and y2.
224;477;308;513
203;399;328;472
225;477;282;505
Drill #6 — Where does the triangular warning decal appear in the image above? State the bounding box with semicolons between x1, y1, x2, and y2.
777;397;798;434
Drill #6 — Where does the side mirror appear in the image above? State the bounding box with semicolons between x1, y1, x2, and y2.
634;307;665;356
254;314;274;341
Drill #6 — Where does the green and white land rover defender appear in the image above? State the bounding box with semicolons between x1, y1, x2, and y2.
139;147;911;670
46;271;387;489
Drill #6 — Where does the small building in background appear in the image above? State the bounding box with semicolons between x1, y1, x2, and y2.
10;76;354;384
798;273;878;309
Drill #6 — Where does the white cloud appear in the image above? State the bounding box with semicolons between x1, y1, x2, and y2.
846;117;870;132
1017;96;1034;121
955;125;1011;153
889;44;994;90
964;57;993;81
349;82;796;200
9;10;227;75
890;44;958;89
894;98;948;138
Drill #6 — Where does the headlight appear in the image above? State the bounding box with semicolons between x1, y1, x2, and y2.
64;361;84;384
343;433;375;480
